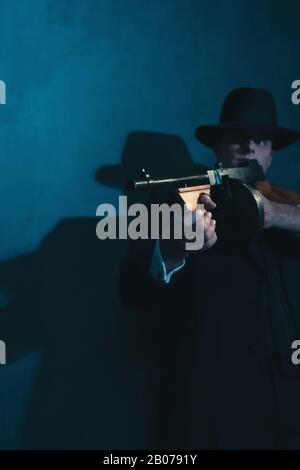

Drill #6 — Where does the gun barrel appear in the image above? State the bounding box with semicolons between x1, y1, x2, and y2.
127;160;265;192
127;174;210;191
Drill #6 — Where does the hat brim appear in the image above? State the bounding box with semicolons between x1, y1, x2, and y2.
195;123;300;151
95;165;126;188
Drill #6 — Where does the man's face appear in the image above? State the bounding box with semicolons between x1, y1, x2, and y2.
214;131;273;173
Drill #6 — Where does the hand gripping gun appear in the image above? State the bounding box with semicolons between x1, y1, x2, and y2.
127;159;265;246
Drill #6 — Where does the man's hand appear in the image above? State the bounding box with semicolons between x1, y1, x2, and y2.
256;191;300;233
196;193;218;251
159;193;217;273
259;192;276;228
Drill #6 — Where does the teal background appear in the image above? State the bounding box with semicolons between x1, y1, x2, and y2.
0;0;300;448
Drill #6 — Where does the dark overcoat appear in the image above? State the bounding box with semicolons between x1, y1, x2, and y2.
119;225;300;450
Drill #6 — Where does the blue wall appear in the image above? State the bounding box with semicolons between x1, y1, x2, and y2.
0;0;300;448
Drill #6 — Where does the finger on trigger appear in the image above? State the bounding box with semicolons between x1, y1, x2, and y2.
198;193;217;211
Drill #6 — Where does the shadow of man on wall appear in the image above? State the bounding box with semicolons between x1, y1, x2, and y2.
0;131;206;449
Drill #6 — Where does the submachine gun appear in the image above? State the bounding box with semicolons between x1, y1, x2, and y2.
127;159;265;246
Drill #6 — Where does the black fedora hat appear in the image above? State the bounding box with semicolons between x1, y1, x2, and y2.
195;87;300;151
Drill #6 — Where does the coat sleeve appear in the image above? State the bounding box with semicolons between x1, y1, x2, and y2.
118;191;192;312
118;235;191;313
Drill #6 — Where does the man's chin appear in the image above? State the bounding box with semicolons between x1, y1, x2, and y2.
235;157;255;166
226;158;244;168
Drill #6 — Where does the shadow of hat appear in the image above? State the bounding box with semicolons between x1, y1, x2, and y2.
95;131;207;190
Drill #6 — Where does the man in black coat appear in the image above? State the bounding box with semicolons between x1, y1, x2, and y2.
118;88;300;449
